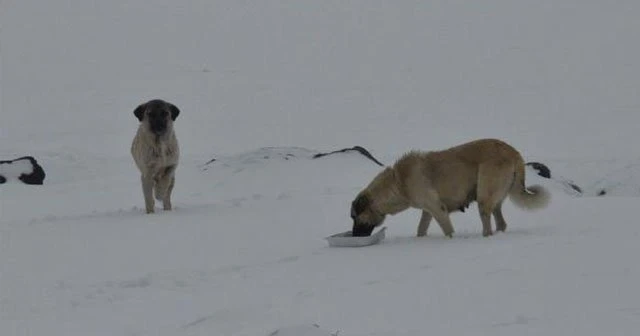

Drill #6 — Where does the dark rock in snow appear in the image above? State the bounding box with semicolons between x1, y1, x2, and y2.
0;156;46;185
525;161;583;195
313;146;385;167
526;162;551;179
202;146;385;169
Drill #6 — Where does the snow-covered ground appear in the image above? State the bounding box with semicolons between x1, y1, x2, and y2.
2;1;640;335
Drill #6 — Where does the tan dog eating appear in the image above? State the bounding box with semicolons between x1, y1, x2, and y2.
350;138;550;237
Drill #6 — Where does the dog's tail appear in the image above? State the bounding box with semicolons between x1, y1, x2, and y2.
508;157;550;210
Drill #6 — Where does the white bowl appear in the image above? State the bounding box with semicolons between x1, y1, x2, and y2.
325;227;386;247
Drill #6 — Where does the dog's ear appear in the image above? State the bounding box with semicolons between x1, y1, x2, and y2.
133;103;146;122
169;103;180;121
351;194;370;218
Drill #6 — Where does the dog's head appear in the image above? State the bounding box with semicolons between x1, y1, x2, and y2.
350;193;386;237
133;99;180;136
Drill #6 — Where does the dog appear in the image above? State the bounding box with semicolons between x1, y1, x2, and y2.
350;138;550;237
130;99;180;214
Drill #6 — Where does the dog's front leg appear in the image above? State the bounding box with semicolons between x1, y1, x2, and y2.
163;175;175;211
141;174;155;213
427;203;455;238
417;210;432;237
419;190;454;238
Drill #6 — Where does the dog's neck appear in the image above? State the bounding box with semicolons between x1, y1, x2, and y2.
378;191;410;215
369;167;410;215
154;133;168;144
138;124;172;143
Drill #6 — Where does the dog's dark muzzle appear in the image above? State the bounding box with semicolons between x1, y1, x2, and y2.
150;120;167;134
352;222;376;237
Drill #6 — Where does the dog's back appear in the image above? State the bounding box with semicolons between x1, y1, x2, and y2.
394;139;530;213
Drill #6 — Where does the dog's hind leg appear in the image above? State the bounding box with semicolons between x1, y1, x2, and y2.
141;174;155;214
417;210;432;237
493;202;507;232
477;164;513;236
476;197;494;237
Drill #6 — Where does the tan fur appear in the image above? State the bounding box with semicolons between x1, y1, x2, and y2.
351;138;550;237
131;100;180;214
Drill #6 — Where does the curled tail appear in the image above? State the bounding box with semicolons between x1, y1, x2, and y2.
509;158;550;210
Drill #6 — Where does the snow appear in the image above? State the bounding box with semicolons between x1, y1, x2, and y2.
2;1;640;335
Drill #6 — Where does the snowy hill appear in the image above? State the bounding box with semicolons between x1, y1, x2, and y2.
2;1;640;335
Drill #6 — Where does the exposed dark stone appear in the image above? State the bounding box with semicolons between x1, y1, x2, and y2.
597;189;606;196
525;162;551;179
525;161;584;195
570;183;583;194
313;146;385;167
203;146;385;169
0;156;46;185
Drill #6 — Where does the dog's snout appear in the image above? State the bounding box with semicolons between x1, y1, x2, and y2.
149;119;167;134
150;118;166;126
352;222;375;237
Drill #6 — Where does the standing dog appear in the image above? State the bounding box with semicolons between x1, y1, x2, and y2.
350;138;550;237
131;99;180;214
